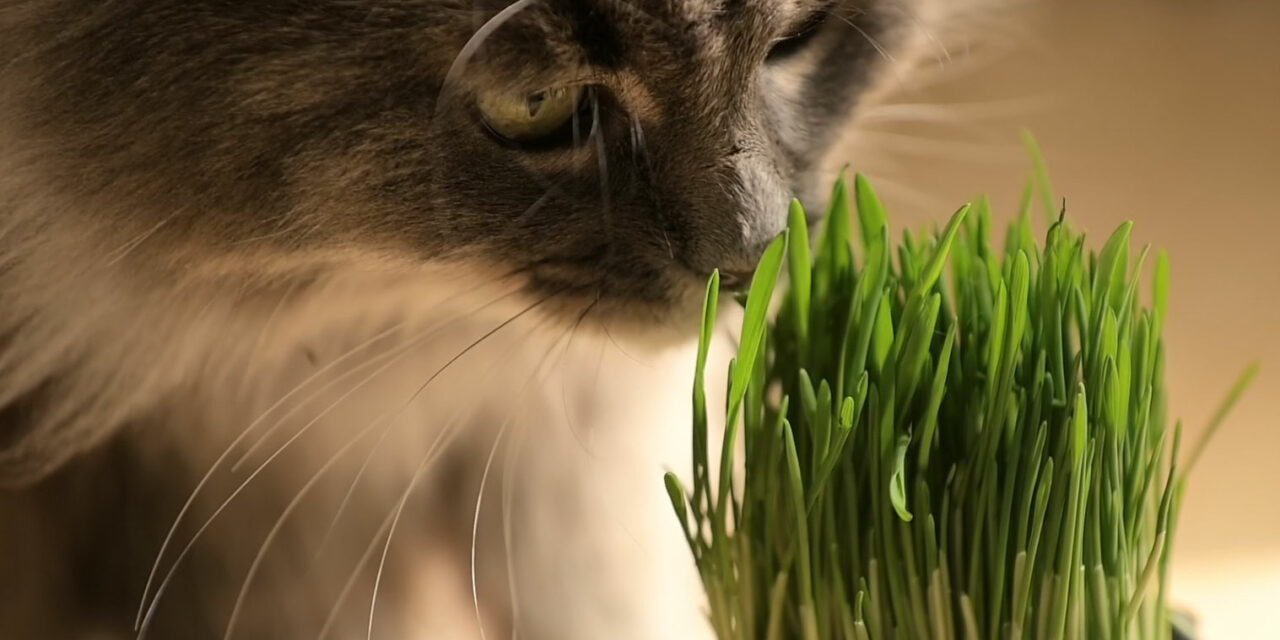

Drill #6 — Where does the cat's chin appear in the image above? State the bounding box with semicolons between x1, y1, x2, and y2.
528;271;715;352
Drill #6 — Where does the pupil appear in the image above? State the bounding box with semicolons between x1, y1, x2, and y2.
527;91;547;118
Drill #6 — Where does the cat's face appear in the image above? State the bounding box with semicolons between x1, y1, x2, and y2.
5;0;912;326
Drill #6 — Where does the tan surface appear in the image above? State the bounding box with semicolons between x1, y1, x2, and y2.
836;1;1280;637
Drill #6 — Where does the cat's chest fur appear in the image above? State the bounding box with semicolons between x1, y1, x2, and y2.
1;272;728;639
181;312;726;640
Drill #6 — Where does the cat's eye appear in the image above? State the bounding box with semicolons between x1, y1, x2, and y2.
767;9;830;61
476;85;587;145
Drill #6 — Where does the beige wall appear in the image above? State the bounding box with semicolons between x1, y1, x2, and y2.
834;1;1280;637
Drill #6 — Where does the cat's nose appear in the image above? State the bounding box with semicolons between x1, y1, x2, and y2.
710;224;781;291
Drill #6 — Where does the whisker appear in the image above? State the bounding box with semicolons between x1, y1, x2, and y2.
365;291;556;462
832;13;896;65
851;129;1023;163
500;425;525;640
475;323;575;640
572;97;583;148
515;184;562;225
310;393;442;560
315;366;510;640
105;212;180;267
236;277;307;399
232;279;529;470
312;315;552;557
367;427;466;639
589;336;606;402
134;318;414;631
137;325;438;639
316;499;399;640
855;96;1052;129
437;0;539;117
628;112;645;166
233;304;547;639
230;325;408;472
597;314;649;367
885;41;1012;93
227;227;297;247
470;415;508;640
136;287;528;637
591;90;613;239
366;295;553;640
559;299;600;456
628;113;675;260
226;300;550;638
904;12;951;69
220;414;382;640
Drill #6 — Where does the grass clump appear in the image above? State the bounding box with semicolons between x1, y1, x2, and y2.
665;170;1256;640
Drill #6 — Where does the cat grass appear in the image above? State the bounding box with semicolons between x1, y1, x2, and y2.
665;163;1257;640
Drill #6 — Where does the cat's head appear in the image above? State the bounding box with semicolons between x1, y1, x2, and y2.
0;0;989;482
3;0;952;320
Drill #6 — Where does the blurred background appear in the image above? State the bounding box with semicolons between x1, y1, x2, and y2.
837;1;1279;637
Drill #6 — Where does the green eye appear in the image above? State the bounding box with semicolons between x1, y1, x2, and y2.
476;85;585;143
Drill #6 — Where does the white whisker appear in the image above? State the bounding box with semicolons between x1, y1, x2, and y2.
852;129;1023;164
856;96;1052;129
137;284;527;637
314;330;545;640
833;13;896;65
437;0;539;116
366;422;467;640
501;425;525;640
231;324;408;471
237;278;307;399
366;296;551;639
105;212;179;267
515;185;561;224
231;281;524;471
135;318;414;632
137;319;442;639
470;423;508;640
592;91;613;238
316;502;399;640
906;12;951;69
559;301;600;456
473;321;576;640
220;416;381;640
597;315;650;367
313;315;551;557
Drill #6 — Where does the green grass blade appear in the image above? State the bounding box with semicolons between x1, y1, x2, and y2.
1183;362;1260;475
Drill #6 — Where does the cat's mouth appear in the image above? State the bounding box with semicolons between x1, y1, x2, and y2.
515;254;716;336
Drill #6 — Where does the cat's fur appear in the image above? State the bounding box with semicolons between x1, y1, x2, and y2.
0;0;997;637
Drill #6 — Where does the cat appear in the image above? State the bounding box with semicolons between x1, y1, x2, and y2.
0;0;999;638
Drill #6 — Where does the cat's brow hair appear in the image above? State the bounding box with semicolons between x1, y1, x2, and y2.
578;0;856;70
708;0;831;21
583;0;818;35
774;0;840;32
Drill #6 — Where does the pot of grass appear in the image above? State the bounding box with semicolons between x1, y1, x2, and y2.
665;166;1256;640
